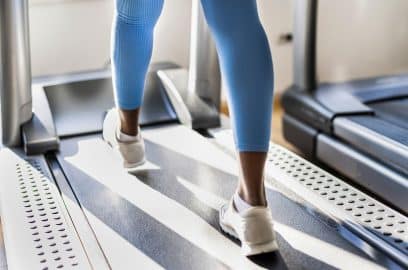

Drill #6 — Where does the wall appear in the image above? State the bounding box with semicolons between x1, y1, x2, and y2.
29;0;192;77
317;0;408;83
29;0;293;93
29;0;408;93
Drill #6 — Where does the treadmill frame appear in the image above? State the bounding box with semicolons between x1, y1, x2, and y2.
0;0;407;268
0;0;222;150
284;0;408;213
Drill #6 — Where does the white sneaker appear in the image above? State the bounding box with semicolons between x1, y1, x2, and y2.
219;200;279;256
102;108;146;169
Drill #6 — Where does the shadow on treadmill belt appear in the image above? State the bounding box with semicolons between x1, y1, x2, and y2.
55;135;377;269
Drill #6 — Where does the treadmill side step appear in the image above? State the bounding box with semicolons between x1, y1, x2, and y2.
0;149;92;270
210;129;408;269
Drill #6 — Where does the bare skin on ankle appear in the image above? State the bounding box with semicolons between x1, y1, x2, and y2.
119;107;267;207
237;152;268;207
119;108;140;136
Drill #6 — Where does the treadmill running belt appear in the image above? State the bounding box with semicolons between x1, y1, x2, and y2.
55;125;380;269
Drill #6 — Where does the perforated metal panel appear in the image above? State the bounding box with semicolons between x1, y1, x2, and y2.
267;144;408;256
0;149;91;270
17;159;81;269
210;129;408;267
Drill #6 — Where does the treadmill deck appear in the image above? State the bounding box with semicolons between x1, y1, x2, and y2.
53;124;380;269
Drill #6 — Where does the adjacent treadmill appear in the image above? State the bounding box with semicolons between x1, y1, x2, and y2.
282;0;408;214
0;0;407;269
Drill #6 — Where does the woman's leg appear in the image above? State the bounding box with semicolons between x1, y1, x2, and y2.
200;0;274;207
112;0;164;136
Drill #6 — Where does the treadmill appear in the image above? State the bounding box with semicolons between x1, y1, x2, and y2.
0;0;407;269
282;1;408;214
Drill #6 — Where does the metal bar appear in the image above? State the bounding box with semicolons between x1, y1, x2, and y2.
0;0;33;146
293;0;318;91
188;0;221;110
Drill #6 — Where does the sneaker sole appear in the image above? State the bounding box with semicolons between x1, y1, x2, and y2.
124;158;147;172
102;109;146;171
242;240;279;257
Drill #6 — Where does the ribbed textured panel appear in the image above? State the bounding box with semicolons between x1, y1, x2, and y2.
112;0;164;109
116;0;164;25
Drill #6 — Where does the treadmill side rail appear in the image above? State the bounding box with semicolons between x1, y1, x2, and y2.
211;129;408;269
266;145;408;269
334;116;408;176
0;149;92;270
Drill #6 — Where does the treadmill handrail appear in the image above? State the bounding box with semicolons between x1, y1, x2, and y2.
293;0;318;91
0;0;33;146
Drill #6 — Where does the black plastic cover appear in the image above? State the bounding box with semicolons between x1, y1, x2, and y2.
282;86;333;133
282;113;318;159
22;86;59;155
43;63;178;137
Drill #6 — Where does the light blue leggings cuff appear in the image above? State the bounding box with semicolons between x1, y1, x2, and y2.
236;143;270;153
117;100;142;111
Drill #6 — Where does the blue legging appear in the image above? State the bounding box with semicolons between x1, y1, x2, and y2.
112;0;274;152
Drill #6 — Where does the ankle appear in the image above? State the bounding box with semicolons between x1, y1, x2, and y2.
118;108;140;136
237;189;267;207
120;122;139;137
